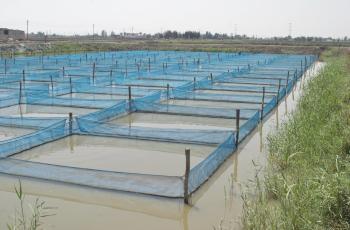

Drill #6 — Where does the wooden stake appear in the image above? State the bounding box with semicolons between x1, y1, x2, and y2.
92;62;96;83
22;70;25;82
19;81;22;104
68;112;73;134
167;84;170;99
285;71;290;89
128;86;132;110
260;87;265;121
277;79;281;103
69;77;72;94
184;148;190;204
236;109;240;146
50;75;53;94
110;70;113;85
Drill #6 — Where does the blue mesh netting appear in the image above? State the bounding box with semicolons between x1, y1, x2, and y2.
189;134;235;193
0;51;317;197
0;119;67;158
76;118;232;145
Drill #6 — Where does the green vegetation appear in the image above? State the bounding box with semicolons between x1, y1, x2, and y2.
0;39;329;57
7;181;55;230
242;48;350;229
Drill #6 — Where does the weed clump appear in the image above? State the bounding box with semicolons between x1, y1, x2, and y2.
242;49;350;230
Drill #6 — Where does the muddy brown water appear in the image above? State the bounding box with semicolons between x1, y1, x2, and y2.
0;63;324;229
0;104;98;118
0;126;34;141
109;112;238;131
11;136;215;176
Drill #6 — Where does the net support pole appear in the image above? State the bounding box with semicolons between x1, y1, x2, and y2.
62;66;65;78
184;148;190;204
300;60;303;77
68;112;73;134
19;81;22;104
69;77;72;94
167;84;170;100
50;75;53;95
110;70;113;85
236;109;240;146
22;69;25;82
193;77;196;90
125;61;128;77
4;59;7;75
92;62;96;84
277;79;281;104
248;64;250;71
210;73;213;84
286;71;290;89
148;57;151;72
304;56;307;72
128;86;132;110
260;87;265;121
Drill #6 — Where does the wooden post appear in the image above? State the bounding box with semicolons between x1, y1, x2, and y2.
148;57;151;72
68;112;73;134
92;62;96;83
69;77;72;94
300;60;303;75
62;66;65;77
184;148;190;204
277;79;281;103
50;75;53;94
260;87;265;121
128;86;132;110
19;81;22;104
193;77;196;90
110;70;113;85
4;59;7;75
125;61;128;77
248;64;250;71
286;71;290;89
210;73;213;84
22;69;25;82
236;109;240;146
167;84;170;99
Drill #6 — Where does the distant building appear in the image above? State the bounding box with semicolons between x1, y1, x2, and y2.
0;28;25;41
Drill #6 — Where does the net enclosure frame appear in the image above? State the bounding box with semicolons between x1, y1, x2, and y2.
0;50;316;201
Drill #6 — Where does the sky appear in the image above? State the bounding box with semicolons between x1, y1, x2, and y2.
1;0;349;38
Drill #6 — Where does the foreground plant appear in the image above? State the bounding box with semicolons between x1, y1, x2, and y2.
242;49;350;229
7;181;55;230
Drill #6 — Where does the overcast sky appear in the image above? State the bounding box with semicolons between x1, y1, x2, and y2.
1;0;349;38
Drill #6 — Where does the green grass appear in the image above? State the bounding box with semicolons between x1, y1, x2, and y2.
1;39;327;57
242;48;350;229
6;181;55;230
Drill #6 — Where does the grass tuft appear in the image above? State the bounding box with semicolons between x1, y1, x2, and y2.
242;48;350;230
